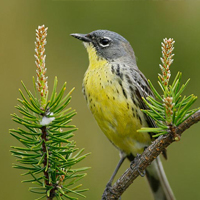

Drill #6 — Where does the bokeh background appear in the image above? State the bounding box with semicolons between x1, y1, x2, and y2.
1;1;200;200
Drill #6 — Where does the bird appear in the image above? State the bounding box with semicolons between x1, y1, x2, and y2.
71;30;175;200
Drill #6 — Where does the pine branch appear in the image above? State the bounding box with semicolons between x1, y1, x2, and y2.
10;25;89;200
102;110;200;200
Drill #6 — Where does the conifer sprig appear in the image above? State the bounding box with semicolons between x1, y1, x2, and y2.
10;25;89;200
138;38;198;137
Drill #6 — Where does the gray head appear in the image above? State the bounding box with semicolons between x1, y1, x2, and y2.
71;30;136;65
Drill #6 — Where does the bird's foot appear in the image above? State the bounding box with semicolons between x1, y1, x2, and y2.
105;182;112;192
104;183;121;200
130;153;146;177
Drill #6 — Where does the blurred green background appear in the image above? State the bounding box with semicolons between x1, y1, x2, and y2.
1;1;200;200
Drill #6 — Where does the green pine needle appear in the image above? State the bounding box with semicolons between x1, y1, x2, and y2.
10;25;89;200
139;38;198;138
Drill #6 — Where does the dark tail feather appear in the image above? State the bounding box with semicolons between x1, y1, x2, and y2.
146;157;176;200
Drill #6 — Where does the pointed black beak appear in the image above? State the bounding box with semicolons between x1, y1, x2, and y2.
70;33;91;43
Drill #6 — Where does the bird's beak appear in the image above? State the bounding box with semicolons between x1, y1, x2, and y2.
70;33;91;43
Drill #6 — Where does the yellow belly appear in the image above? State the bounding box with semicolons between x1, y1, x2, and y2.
83;56;151;156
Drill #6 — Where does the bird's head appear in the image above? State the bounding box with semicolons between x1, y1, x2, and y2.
71;30;136;65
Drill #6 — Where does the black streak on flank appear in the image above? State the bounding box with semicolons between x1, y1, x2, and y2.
125;74;133;85
116;64;120;74
131;95;136;105
116;64;123;80
127;103;129;109
132;107;135;117
129;86;134;92
122;88;127;99
82;87;88;102
138;116;142;125
82;86;85;96
118;80;127;99
142;84;149;95
135;88;144;109
111;65;114;74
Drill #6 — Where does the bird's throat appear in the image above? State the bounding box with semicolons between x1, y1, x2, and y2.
84;42;108;70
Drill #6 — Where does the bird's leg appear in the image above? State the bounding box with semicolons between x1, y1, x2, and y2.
106;153;126;188
130;153;146;177
104;154;126;200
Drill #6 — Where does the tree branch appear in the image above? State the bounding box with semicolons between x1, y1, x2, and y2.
102;110;200;200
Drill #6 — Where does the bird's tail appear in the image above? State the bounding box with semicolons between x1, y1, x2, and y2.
146;156;176;200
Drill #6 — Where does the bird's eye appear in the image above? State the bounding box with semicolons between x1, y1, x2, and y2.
99;37;111;47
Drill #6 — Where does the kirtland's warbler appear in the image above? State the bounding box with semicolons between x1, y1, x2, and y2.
71;30;175;200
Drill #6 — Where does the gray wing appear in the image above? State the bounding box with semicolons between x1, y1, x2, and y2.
111;62;156;128
127;66;157;129
128;66;167;159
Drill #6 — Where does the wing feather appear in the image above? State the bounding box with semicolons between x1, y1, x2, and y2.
129;67;167;159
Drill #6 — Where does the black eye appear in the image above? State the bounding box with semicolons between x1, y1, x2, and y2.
99;37;111;47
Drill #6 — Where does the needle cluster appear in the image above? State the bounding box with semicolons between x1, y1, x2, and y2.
139;38;198;137
10;25;89;200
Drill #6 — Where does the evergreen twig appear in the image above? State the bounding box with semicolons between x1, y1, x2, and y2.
10;25;89;200
138;38;198;137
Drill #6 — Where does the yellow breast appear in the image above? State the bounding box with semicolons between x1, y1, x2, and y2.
82;44;151;156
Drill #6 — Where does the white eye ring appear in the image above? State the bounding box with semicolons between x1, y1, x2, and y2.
99;37;111;47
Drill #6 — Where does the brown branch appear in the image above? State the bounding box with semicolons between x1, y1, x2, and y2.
102;110;200;200
41;126;56;200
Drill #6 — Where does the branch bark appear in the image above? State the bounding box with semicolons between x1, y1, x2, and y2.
102;110;200;200
41;126;56;200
